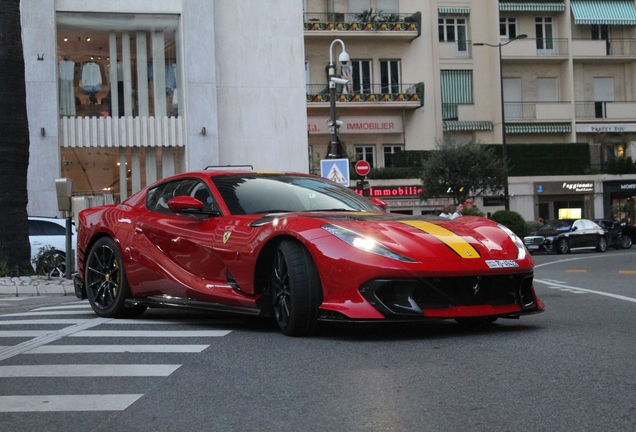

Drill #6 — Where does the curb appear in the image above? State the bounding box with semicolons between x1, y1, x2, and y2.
0;276;74;297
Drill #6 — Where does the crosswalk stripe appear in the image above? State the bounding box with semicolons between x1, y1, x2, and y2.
24;344;210;354
0;394;144;412
70;330;231;337
0;319;90;325
0;364;181;377
0;319;233;325
0;331;54;337
0;311;96;317
31;304;93;311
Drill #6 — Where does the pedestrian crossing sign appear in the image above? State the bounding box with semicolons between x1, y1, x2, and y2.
320;159;350;186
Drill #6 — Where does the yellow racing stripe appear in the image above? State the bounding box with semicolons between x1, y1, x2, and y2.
399;220;480;259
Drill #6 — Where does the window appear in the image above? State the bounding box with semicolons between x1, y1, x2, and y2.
351;60;372;94
439;17;468;53
537;78;558;102
380;60;400;93
304;60;309;93
440;70;473;120
355;146;376;168
535;17;554;52
383;145;403;167
500;17;517;39
147;178;215;215
348;0;371;13
591;24;609;40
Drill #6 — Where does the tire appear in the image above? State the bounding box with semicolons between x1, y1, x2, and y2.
85;237;145;318
596;236;608;253
36;249;67;278
620;235;633;249
556;238;569;254
270;239;322;336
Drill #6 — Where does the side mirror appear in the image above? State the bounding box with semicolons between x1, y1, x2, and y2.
168;196;204;214
571;226;577;231
369;197;387;211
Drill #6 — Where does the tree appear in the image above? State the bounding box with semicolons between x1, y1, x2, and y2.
419;138;507;205
0;0;32;275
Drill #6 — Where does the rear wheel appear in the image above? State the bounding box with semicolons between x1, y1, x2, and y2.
621;235;633;249
596;236;608;252
36;248;67;278
85;237;146;318
270;240;322;336
556;238;569;254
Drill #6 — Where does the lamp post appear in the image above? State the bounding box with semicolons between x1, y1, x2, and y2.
473;34;527;210
327;39;350;159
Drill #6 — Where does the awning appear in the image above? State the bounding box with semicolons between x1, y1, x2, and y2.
438;7;471;15
444;121;493;131
570;0;636;25
499;2;565;12
505;123;572;133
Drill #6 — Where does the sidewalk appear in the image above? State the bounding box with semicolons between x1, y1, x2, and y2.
0;276;75;297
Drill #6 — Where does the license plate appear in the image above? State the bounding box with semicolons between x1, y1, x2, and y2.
485;260;520;268
526;245;539;250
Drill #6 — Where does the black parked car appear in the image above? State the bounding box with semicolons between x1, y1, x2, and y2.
593;219;634;249
523;219;609;254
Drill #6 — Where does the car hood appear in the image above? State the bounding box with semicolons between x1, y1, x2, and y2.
256;212;524;262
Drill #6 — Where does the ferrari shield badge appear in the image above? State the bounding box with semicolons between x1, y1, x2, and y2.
223;231;231;244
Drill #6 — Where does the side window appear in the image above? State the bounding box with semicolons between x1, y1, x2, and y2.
572;220;583;231
146;179;216;215
39;221;67;236
29;220;44;236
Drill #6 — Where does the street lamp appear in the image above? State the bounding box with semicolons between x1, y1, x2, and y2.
473;34;527;210
327;38;350;159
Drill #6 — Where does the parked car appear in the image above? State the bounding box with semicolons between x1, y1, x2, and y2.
593;219;633;249
73;169;544;336
28;216;77;276
523;219;609;254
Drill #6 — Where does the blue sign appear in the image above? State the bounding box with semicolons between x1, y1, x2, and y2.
320;159;350;186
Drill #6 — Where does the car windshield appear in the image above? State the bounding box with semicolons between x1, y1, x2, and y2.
539;221;572;232
211;174;381;215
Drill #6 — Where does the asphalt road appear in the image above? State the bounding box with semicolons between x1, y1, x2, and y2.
1;249;635;431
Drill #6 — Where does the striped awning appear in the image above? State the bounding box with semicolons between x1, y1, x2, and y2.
571;0;636;25
444;121;494;131
505;123;572;133
499;1;565;12
438;7;471;15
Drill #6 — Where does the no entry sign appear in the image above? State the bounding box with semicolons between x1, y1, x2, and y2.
355;160;371;177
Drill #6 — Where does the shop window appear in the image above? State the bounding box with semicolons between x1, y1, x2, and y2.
383;145;403;167
355;145;376;168
56;12;181;119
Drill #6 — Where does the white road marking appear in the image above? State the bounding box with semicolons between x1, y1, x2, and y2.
0;364;181;377
22;344;210;354
0;319;89;325
69;330;231;337
0;394;144;412
0;311;97;317
31;304;93;311
534;279;636;303
0;331;53;337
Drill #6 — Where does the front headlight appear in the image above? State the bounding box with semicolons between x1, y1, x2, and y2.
498;224;527;260
322;224;416;263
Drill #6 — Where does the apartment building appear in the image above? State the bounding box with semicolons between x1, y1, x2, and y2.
303;0;636;223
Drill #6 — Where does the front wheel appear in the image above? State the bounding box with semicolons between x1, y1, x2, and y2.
556;238;570;254
596;236;608;252
85;237;145;318
620;235;633;249
270;240;322;336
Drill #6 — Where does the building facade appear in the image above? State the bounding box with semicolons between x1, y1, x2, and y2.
303;0;636;223
22;0;308;217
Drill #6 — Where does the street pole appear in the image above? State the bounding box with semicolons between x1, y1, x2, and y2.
473;34;527;211
327;39;349;159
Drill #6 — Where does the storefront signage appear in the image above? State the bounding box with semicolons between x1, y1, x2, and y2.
576;123;636;133
620;183;636;190
308;116;403;134
351;185;423;198
534;181;595;194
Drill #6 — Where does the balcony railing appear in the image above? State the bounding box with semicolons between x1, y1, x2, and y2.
501;38;568;57
307;83;424;107
303;12;420;37
575;101;636;119
443;102;572;121
439;40;472;59
572;38;636;56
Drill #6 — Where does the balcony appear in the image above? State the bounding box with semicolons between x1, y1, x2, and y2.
307;83;424;109
500;38;568;58
575;101;636;119
503;102;572;120
439;40;472;60
572;38;636;57
303;12;421;40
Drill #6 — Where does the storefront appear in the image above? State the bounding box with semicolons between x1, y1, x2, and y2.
602;180;636;225
533;180;599;221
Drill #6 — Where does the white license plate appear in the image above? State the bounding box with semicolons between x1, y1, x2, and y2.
526;245;539;250
485;260;520;268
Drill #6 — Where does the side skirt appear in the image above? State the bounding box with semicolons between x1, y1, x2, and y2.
125;296;265;317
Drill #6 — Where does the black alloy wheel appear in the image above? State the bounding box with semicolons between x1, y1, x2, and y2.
85;237;145;318
620;235;633;249
596;236;608;252
556;238;570;254
270;239;322;336
36;249;67;278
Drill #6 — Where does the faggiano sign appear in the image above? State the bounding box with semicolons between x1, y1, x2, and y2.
308;116;403;134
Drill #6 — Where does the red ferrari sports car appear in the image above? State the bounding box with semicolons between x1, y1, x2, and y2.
74;169;544;336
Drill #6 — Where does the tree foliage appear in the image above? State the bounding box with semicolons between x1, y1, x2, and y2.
419;138;507;205
490;210;529;238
